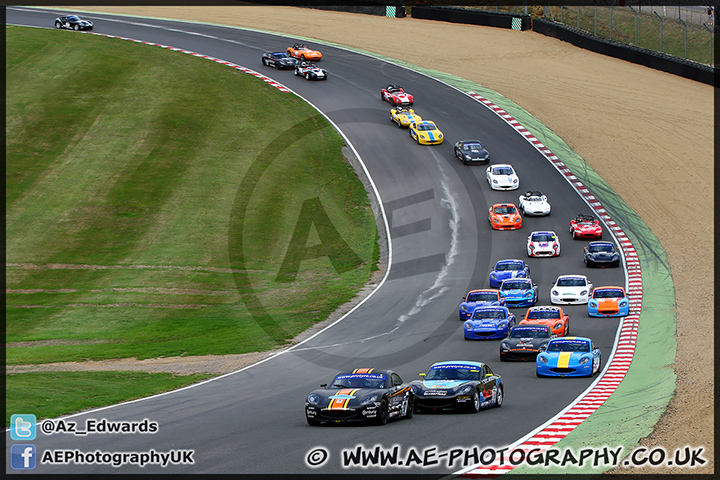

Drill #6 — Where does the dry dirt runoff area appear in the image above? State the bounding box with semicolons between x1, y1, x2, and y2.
20;5;715;474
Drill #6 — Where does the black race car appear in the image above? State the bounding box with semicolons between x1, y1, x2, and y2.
261;51;298;70
500;324;552;361
584;241;621;268
410;361;503;413
54;15;93;31
454;139;490;165
305;369;413;425
294;62;327;80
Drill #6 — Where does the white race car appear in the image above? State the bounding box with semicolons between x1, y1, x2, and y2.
486;164;519;190
550;275;593;304
294;62;327;80
527;230;560;257
518;191;551;216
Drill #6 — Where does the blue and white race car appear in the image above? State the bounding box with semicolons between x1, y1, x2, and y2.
463;306;516;340
499;278;538;308
410;361;503;413
488;259;530;288
459;289;506;320
536;337;602;377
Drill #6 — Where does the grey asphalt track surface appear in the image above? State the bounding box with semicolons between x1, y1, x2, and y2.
6;8;627;475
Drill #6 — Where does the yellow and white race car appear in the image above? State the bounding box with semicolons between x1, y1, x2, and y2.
409;120;444;145
390;106;422;128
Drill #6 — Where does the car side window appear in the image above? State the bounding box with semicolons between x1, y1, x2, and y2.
391;373;403;386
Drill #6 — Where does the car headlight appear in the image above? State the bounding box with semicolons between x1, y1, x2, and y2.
551;290;559;296
464;154;471;160
307;394;320;405
457;385;473;395
620;300;628;307
464;322;474;330
492;179;498;184
515;217;521;222
500;341;510;350
537;355;549;364
490;273;497;279
580;290;588;296
498;321;507;330
513;179;518;183
438;133;443;138
460;304;468;311
493;218;500;223
554;323;563;330
589;300;598;307
360;394;378;405
578;357;590;365
525;292;533;298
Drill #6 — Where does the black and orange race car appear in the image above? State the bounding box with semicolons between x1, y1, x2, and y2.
488;203;522;230
286;43;322;61
305;368;414;426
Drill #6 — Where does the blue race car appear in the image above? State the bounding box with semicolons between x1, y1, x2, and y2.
488;259;530;288
588;286;629;317
459;289;506;320
463;306;516;340
499;278;538;308
536;337;602;377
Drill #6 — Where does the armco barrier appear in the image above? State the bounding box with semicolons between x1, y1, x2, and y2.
300;3;406;18
533;18;715;86
411;5;531;30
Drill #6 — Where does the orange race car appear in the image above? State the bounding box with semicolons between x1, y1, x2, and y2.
286;43;322;61
488;203;522;230
519;305;570;337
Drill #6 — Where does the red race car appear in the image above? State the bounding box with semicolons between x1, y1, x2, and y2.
569;213;602;239
381;84;414;106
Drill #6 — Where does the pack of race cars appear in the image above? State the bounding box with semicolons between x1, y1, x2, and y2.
254;41;624;424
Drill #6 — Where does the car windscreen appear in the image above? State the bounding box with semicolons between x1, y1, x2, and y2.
547;341;590;353
501;281;530;290
467;292;497;302
493;206;516;214
557;278;586;286
593;289;624;298
495;262;521;271
531;234;556;242
471;309;505;319
492;167;513;175
510;327;549;338
589;244;614;253
526;310;560;319
463;143;482;151
426;364;481;381
417;123;435;131
332;373;386;389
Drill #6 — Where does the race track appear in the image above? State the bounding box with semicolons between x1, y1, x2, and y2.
6;8;628;475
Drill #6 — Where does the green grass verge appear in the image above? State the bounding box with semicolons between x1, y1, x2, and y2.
6;372;213;426
6;26;378;417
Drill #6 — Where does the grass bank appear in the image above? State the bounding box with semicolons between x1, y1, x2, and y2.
5;26;378;422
